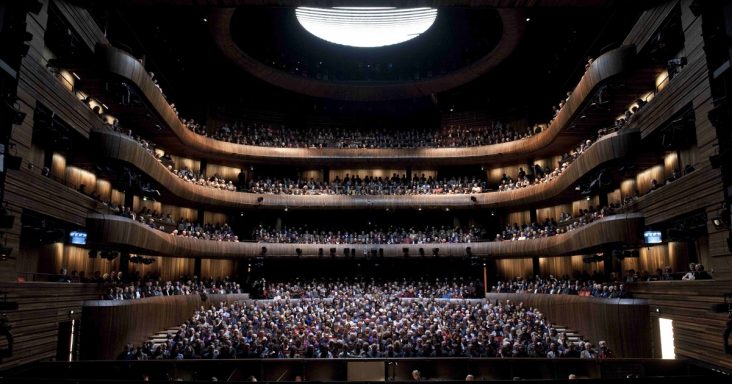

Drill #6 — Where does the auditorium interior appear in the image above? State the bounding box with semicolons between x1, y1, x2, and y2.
2;0;732;382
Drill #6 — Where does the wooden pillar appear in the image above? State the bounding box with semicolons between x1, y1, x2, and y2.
199;158;207;176
194;257;202;278
483;262;488;297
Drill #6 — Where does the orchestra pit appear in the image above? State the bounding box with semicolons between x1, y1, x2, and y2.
2;0;732;382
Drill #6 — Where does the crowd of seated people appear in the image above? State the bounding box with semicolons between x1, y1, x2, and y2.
113;205;239;242
258;277;481;300
497;138;595;192
496;205;616;242
171;166;237;192
492;275;628;299
253;225;485;244
247;174;487;195
53;268;242;299
103;274;242;301
170;219;238;242
120;286;612;360
185;119;534;149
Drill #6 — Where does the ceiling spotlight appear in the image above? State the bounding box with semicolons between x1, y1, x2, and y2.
284;207;289;212
525;17;531;22
202;17;208;22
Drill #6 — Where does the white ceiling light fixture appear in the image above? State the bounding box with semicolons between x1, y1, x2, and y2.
295;7;438;48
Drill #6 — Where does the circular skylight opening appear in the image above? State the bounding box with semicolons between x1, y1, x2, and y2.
295;7;438;48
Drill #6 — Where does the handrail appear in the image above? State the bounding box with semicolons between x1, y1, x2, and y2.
97;44;636;165
86;213;644;259
91;127;639;209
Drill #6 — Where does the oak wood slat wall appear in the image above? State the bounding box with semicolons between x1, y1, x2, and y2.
51;0;109;52
0;282;101;370
485;293;651;358
92;128;639;210
629;280;732;370
623;0;679;52
98;44;636;166
86;213;644;259
539;255;604;278
80;294;250;360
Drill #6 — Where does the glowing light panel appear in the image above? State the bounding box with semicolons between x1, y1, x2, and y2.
659;317;676;359
295;7;438;48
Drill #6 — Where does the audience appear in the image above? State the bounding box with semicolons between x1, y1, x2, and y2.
113;204;239;242
190;119;534;149
257;277;480;300
102;275;242;301
253;224;484;244
246;174;487;195
119;281;608;360
496;205;617;242
493;275;628;299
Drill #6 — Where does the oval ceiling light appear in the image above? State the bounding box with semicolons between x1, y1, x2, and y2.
295;7;438;48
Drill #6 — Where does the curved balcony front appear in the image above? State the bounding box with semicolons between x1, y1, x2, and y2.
87;212;644;259
92;127;639;210
97;44;636;166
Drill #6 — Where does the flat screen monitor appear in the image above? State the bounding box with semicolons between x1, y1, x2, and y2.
644;230;662;244
69;231;87;245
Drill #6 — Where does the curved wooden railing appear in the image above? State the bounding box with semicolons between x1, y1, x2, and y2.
91;128;639;210
81;293;250;360
86;213;644;259
97;44;636;166
485;293;650;358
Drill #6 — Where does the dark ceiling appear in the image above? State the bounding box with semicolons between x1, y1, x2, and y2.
83;1;647;125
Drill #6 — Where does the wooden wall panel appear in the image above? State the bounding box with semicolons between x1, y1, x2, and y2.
620;242;689;274
636;165;665;195
133;196;162;214
571;196;600;216
52;0;109;51
156;257;195;281
538;255;604;278
495;258;533;279
201;259;236;279
537;203;572;223
206;163;241;181
168;154;200;174
486;293;651;358
620;179;637;199
50;153;66;180
127;255;162;278
0;282;101;370
629;280;732;370
203;211;229;226
329;168;407;182
505;210;531;226
299;169;323;181
80;293;250;360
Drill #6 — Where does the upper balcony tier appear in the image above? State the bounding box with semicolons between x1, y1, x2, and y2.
93;127;638;210
92;43;653;166
87;212;644;259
